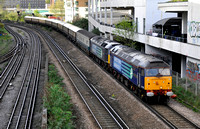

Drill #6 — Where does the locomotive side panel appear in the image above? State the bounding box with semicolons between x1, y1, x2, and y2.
90;43;108;62
111;55;138;86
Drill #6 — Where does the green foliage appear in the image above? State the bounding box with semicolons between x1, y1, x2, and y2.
6;12;18;21
44;64;75;128
0;22;4;29
173;85;200;112
92;28;100;35
113;17;136;48
50;0;65;18
16;4;20;11
170;0;188;2
48;64;64;85
28;3;31;10
46;0;50;4
72;18;88;30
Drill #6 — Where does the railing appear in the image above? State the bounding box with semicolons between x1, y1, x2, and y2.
90;15;188;43
146;33;187;43
172;71;200;97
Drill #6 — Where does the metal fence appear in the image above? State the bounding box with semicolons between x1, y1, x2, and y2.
172;71;200;96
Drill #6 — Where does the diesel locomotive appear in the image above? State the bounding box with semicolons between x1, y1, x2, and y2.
25;16;173;102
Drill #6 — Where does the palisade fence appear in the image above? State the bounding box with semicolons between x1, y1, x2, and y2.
172;71;200;97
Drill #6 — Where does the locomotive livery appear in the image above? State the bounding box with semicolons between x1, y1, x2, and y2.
25;16;173;102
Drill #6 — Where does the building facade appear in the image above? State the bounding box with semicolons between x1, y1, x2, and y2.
64;0;88;22
1;0;20;8
88;0;200;79
0;0;45;9
20;0;46;9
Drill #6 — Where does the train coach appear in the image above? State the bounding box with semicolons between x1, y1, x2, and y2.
24;16;173;102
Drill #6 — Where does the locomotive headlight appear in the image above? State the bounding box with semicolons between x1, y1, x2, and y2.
160;86;162;89
168;78;171;81
147;79;149;82
163;81;165;83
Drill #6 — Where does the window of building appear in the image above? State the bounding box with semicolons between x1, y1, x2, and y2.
143;18;145;34
85;8;88;11
75;1;78;5
75;7;79;11
85;2;88;6
136;17;138;33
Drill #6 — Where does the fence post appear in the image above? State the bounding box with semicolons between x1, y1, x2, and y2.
176;72;178;86
186;77;188;91
195;81;198;96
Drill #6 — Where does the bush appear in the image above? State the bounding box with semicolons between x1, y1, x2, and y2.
0;23;4;29
173;85;200;112
44;64;75;129
72;18;88;30
92;28;100;35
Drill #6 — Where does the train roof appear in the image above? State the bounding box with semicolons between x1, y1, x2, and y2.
67;24;82;32
103;40;120;49
91;36;107;46
77;30;96;38
111;45;169;68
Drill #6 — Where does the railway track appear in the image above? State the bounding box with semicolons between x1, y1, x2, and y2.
0;25;26;99
26;23;200;129
33;27;129;129
1;25;42;129
0;25;20;63
150;104;200;129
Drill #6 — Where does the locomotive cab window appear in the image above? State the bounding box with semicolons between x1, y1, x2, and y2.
146;68;170;77
141;69;144;76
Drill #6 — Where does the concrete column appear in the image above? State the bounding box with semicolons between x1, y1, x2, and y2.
110;33;113;40
105;7;107;24
100;7;102;23
92;0;94;17
182;12;187;34
181;55;186;78
88;22;94;32
95;0;98;20
88;0;90;16
110;7;113;26
105;32;108;38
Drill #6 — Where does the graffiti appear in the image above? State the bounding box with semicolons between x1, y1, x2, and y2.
188;21;200;38
186;60;200;81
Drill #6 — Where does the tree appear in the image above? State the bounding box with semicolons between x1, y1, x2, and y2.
6;12;18;21
92;28;100;35
72;18;88;30
112;17;136;48
16;4;20;11
28;3;31;10
45;0;50;4
33;10;41;17
50;0;65;19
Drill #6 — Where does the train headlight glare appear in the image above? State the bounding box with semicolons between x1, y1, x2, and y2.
160;86;162;89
